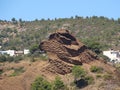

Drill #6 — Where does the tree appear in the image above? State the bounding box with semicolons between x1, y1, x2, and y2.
0;55;6;62
31;76;52;90
75;15;79;19
11;17;17;24
11;18;16;22
72;66;86;81
90;66;103;73
53;76;65;90
34;19;38;22
118;18;120;24
19;18;22;22
10;46;17;50
82;39;102;54
30;44;39;54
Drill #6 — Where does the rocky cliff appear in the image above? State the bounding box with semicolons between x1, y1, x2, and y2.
39;29;99;74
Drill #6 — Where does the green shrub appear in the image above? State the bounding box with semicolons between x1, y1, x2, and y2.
72;66;86;79
103;74;112;80
30;44;39;54
0;55;23;63
14;56;23;63
53;76;65;90
0;69;3;75
30;56;36;62
39;54;48;61
96;74;102;78
0;55;6;62
90;66;103;73
100;54;110;62
31;76;67;90
31;76;52;90
84;76;94;85
9;67;25;76
7;56;14;62
82;39;103;54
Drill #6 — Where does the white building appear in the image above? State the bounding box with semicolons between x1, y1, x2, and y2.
6;50;15;56
0;49;30;56
14;50;24;56
0;50;15;56
24;49;30;54
0;51;8;55
103;49;120;63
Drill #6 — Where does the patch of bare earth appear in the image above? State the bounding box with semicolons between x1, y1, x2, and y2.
0;60;57;90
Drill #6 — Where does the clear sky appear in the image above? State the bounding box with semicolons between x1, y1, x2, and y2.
0;0;120;21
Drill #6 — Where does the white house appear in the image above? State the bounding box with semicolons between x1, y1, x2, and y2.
24;49;30;54
103;49;120;63
0;49;30;56
0;50;15;56
0;50;8;55
6;50;15;56
14;50;24;56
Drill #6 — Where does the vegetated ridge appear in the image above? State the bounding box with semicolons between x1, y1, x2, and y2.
0;16;120;50
0;16;120;90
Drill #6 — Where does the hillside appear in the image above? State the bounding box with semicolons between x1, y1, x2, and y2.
0;29;120;90
0;16;120;51
0;59;120;90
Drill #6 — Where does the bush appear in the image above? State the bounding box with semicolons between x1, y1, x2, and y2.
30;44;39;54
99;54;110;62
30;56;36;62
72;65;86;83
9;67;25;76
96;74;102;78
0;55;6;62
0;69;3;75
13;56;23;63
31;76;67;90
84;76;94;84
31;76;52;90
7;56;14;62
53;76;65;90
103;74;112;80
82;39;103;54
0;55;23;63
72;75;94;89
90;66;103;73
39;54;48;61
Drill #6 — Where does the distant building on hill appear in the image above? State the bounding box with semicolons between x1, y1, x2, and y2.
0;49;30;56
14;50;24;56
24;49;30;54
6;50;15;56
103;49;120;63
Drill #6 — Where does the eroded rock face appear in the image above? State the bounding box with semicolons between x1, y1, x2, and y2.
39;29;98;74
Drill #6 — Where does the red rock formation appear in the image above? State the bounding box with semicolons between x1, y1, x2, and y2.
39;29;98;74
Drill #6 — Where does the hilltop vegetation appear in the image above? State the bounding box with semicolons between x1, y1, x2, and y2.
0;16;120;51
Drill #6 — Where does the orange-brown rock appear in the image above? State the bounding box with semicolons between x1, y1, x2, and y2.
39;29;98;74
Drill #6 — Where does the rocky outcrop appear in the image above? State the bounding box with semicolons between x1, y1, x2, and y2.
39;29;98;74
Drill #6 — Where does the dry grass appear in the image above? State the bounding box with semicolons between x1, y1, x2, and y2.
0;60;56;90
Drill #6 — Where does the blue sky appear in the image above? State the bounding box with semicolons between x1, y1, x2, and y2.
0;0;120;21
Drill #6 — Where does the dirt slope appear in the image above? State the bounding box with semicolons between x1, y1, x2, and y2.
0;60;57;90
